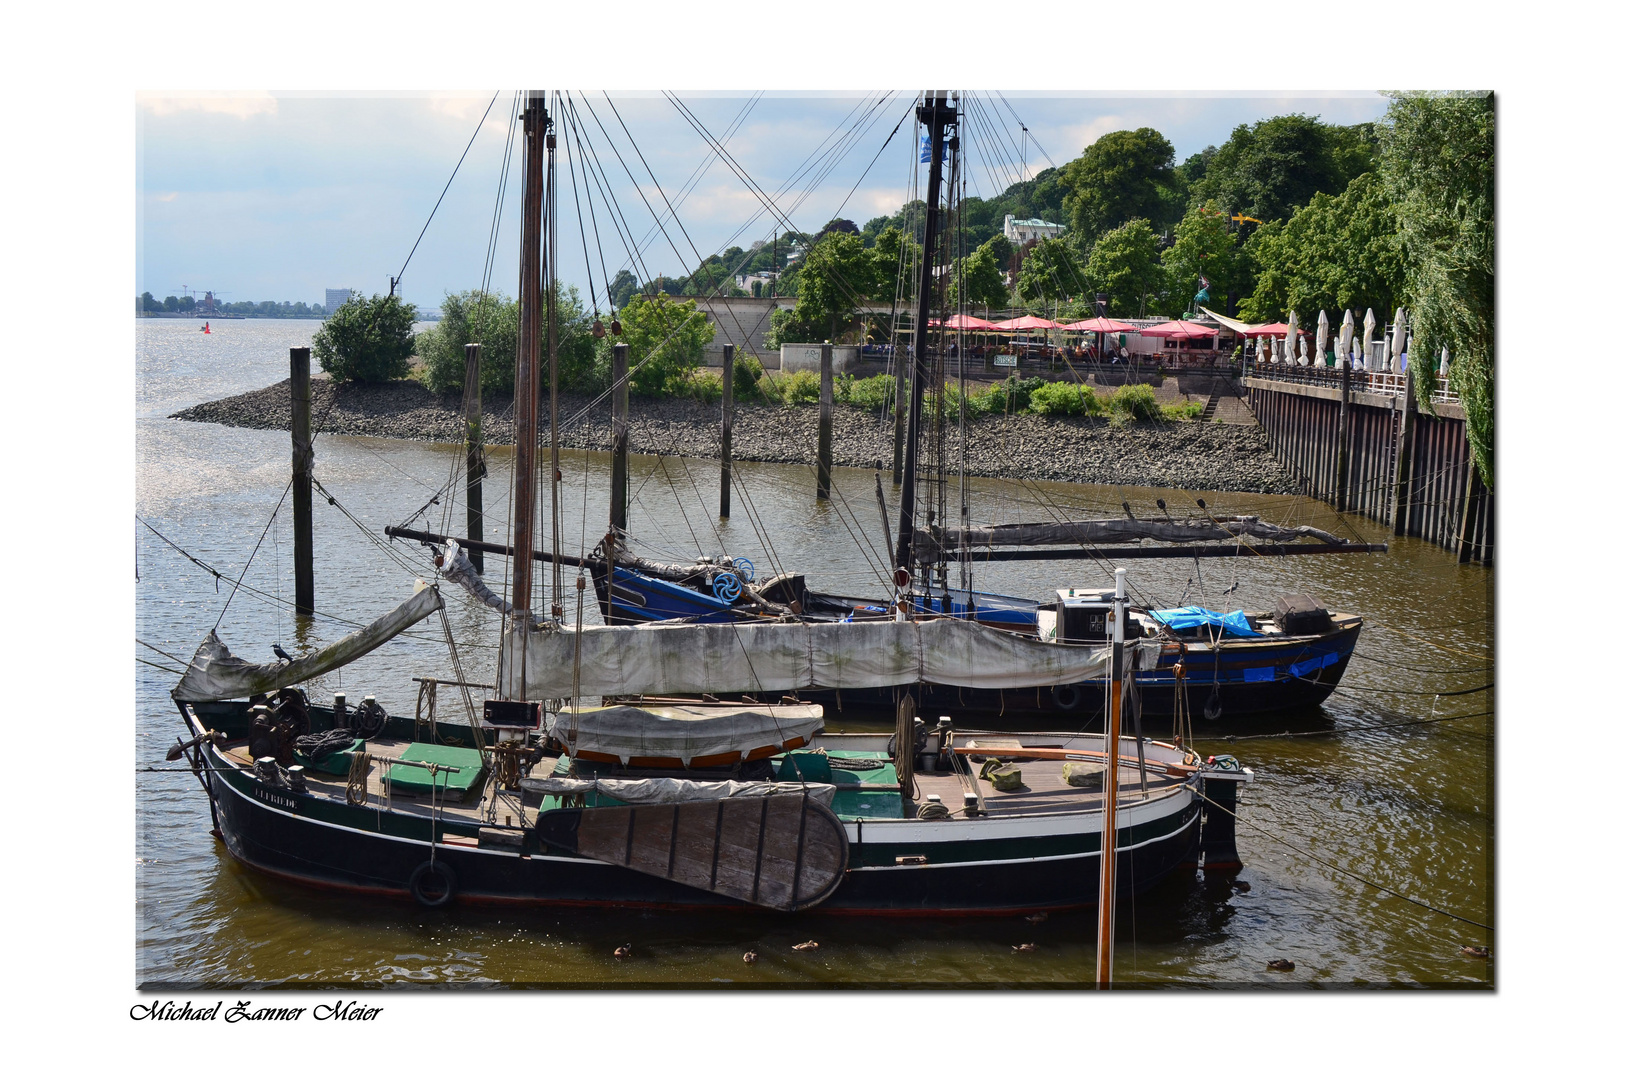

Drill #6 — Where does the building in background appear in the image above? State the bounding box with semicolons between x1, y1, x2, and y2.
325;288;354;315
1002;214;1064;244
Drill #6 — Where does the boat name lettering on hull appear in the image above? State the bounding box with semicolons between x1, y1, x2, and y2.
252;786;298;811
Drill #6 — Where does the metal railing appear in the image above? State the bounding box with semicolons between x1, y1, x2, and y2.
1244;360;1460;404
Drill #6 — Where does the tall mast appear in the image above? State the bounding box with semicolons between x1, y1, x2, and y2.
893;91;955;575
511;91;548;622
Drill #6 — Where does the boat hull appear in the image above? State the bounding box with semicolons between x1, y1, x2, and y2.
194;729;1202;916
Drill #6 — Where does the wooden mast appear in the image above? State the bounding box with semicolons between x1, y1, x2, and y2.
511;91;547;625
1096;567;1127;987
893;91;954;577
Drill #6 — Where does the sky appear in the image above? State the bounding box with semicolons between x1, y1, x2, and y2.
136;91;1392;314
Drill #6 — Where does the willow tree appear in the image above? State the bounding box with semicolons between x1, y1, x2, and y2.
1380;91;1494;488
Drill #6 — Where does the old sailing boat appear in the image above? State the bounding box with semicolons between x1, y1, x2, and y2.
165;91;1251;919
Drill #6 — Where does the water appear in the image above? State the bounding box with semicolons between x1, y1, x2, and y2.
136;318;1493;989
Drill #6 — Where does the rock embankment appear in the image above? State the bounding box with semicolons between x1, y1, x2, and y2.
170;379;1298;494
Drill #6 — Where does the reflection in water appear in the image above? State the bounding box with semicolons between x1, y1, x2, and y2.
136;319;1492;988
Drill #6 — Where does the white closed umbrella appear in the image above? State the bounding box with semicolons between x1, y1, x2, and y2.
1286;311;1301;365
1338;309;1355;368
1439;345;1450;377
1389;307;1408;372
1315;309;1330;366
1361;308;1377;370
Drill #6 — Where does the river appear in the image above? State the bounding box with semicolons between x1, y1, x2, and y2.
136;318;1493;989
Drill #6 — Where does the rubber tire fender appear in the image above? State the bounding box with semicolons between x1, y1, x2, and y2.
1051;683;1082;711
408;860;457;908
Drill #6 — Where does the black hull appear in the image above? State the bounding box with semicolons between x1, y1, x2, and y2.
199;735;1203;917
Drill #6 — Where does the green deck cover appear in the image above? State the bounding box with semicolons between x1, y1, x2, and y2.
388;743;487;798
295;738;364;776
822;751;903;821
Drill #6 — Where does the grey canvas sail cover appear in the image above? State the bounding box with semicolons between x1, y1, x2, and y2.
520;774;837;807
915;515;1348;556
171;585;444;702
500;617;1160;700
546;703;825;766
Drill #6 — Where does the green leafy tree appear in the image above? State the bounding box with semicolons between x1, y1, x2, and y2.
1060;128;1182;240
1380;91;1494;487
1189;114;1371;225
1016;236;1088;307
1083;219;1168;318
415;291;519;394
1162;204;1245;316
596;292;714;396
1237;173;1407;328
607;270;638;309
313;293;418;383
785;230;879;342
139;291;162;312
953;241;1011;311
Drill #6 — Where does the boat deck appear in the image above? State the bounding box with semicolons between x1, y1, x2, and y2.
217;732;1192;826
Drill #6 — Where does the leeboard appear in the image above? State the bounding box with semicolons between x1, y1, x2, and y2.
535;794;849;911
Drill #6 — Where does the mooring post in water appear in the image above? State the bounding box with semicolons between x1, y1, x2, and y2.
1392;371;1417;536
610;342;629;536
1456;454;1482;564
290;346;314;616
720;343;733;520
1335;357;1352;513
462;342;485;573
817;341;834;501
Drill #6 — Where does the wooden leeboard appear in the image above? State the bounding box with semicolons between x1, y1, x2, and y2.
549;794;849;911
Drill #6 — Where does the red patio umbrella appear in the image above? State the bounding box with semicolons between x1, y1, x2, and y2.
991;315;1061;331
1059;317;1139;333
928;313;999;330
1139;319;1219;339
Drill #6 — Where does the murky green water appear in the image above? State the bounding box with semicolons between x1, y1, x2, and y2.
136;318;1492;989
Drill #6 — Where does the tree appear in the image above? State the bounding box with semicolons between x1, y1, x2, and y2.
1189;114;1371;225
416;290;520;394
596;292;714;396
1380;91;1494;487
1237;173;1407;328
1161;204;1245;316
867;225;918;304
1060;128;1182;240
607;269;638;309
139;291;162;312
786;230;878;342
953;241;1011;311
818;218;860;237
1083;219;1168;318
312;293;418;383
1015;236;1088;308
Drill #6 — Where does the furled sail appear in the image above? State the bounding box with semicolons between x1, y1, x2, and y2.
915;515;1348;557
171;586;444;702
499;617;1160;700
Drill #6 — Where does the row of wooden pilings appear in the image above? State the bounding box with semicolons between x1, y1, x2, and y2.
283;339;843;613
1244;370;1492;564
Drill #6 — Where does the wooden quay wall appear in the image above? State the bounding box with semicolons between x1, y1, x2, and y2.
1243;372;1492;565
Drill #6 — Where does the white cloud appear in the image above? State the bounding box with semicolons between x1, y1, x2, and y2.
139;92;277;119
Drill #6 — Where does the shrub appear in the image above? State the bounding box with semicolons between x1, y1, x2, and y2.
1029;380;1097;416
779;370;822;404
1161;401;1205;421
416;291;519;394
1109;383;1160;423
842;373;896;411
313;293;418;383
675;369;723;404
594;293;713;397
731;352;765;399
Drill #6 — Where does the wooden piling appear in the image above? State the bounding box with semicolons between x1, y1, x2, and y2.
610;342;629;536
1392;373;1417;536
462;343;485;573
1335;360;1351;512
817;341;833;501
290;346;314;616
720;343;733;520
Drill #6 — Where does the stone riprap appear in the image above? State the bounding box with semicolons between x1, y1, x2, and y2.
170;378;1298;494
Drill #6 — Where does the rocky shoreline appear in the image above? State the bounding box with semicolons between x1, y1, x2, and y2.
170;378;1299;494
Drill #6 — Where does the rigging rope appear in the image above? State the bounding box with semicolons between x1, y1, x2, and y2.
393;91;500;294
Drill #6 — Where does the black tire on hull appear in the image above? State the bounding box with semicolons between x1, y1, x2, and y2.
408;860;457;908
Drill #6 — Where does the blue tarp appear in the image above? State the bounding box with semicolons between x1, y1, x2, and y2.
1149;606;1261;638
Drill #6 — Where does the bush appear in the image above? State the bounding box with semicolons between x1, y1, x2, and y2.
595;293;713;397
731;352;765;399
313;293;417;383
416;291;519;394
1029;380;1098;416
675;369;723;404
1109;383;1159;423
1161;401;1205;421
779;370;822;405
840;373;896;411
